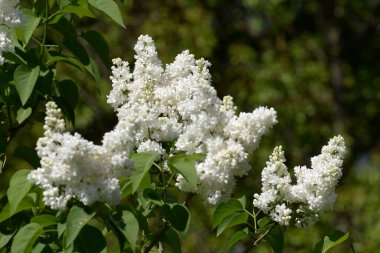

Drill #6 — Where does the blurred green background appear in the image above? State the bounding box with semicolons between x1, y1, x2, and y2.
4;0;380;252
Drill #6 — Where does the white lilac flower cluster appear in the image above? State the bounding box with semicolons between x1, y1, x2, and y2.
28;102;128;210
0;0;23;65
29;35;278;209
253;135;346;227
107;35;277;204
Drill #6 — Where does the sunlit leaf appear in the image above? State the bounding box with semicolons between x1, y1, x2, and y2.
30;215;57;228
258;216;271;228
11;223;43;253
88;0;125;28
62;0;95;18
14;65;40;105
314;230;350;253
0;196;35;223
15;9;41;43
167;153;202;191
7;169;32;215
212;199;244;229
0;231;16;249
65;206;95;248
130;152;159;193
16;107;32;124
216;212;248;236
119;211;139;252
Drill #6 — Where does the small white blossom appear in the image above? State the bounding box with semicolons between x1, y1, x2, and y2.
137;139;166;156
271;203;292;226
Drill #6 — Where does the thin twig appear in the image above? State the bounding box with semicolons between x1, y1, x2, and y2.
244;224;276;253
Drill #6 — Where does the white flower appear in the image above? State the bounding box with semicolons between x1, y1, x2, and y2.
0;0;23;26
28;102;129;210
0;0;23;65
110;35;277;205
0;28;13;64
271;203;292;226
137;139;166;156
253;136;346;227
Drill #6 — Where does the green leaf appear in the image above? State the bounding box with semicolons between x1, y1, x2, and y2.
81;30;111;67
0;196;35;223
167;153;201;191
11;223;43;253
57;222;66;239
7;169;32;215
237;195;246;209
74;225;106;253
13;146;40;168
88;0;125;28
162;227;181;253
265;225;284;253
121;180;133;197
57;79;79;109
2;51;27;65
162;204;190;232
226;227;249;249
54;95;75;125
142;188;163;206
64;37;90;65
30;215;57;228
65;206;95;248
314;230;350;253
130;152;159;193
58;0;71;9
0;231;16;249
212;199;244;229
84;58;101;83
46;56;82;70
62;0;95;18
31;243;52;253
15;9;41;43
258;216;271;228
14;65;40;105
216;212;248;237
118;210;139;252
16;107;32;124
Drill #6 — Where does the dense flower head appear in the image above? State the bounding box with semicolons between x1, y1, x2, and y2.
0;0;23;65
106;35;277;204
28;102;128;209
29;35;278;209
253;135;346;227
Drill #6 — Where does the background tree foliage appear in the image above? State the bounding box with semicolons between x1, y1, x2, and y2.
1;0;379;252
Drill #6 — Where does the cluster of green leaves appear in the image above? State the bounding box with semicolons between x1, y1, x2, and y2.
212;197;350;253
0;0;124;171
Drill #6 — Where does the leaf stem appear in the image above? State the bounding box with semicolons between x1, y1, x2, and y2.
40;0;49;55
